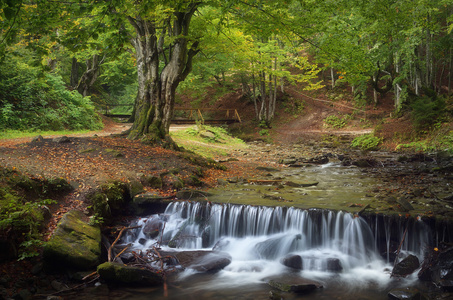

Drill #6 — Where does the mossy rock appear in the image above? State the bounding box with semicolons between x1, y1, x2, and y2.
43;210;101;270
97;262;163;286
87;181;131;224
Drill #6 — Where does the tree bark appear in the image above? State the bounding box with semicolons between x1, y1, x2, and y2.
127;3;200;144
70;57;79;89
77;54;105;97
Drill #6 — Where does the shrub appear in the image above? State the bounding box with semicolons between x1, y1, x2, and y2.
0;49;103;131
351;134;383;151
323;115;348;129
410;95;446;130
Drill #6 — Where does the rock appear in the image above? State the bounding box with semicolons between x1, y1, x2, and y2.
284;181;319;188
392;254;420;277
281;255;303;270
397;197;414;211
128;180;145;198
256;166;280;172
268;278;321;294
18;288;33;300
255;234;301;259
351;158;379;168
31;135;44;143
51;280;67;291
418;247;453;290
97;262;163;286
52;136;71;143
217;178;228;186
142;216;164;239
388;287;427;300
132;192;173;215
43;210;101;270
162;250;232;273
189;252;232;273
279;159;298;165
326;258;343;272
200;130;216;140
269;290;284;300
305;155;329;164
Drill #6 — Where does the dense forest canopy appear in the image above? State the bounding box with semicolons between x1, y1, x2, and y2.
1;0;452;140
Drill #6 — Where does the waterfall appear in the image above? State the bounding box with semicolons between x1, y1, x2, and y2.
124;201;433;274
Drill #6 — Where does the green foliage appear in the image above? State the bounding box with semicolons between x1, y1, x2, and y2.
0;48;103;131
259;129;269;136
410;95;446;130
323;115;349;129
351;134;383;151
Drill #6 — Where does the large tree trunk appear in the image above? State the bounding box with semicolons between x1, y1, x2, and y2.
127;4;199;144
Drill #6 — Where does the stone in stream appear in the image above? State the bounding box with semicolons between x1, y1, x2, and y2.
160;250;232;273
142;215;164;239
392;254;420;277
418;247;453;290
97;262;163;286
281;254;303;270
388;287;427;300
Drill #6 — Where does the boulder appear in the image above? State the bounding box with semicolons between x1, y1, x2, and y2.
142;216;164;239
162;250;232;273
255;234;301;259
351;158;379;168
281;255;303;270
43;210;101;270
326;258;343;272
388;287;427;300
132;192;173;215
97;262;163;286
392;254;420;277
397;197;415;212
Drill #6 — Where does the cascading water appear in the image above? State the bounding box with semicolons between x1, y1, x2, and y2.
121;201;437;299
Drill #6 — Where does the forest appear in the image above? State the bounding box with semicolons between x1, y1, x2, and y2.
1;0;452;145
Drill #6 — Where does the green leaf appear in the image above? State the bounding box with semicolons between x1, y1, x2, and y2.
3;6;15;20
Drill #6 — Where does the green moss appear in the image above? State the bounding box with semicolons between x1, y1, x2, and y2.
97;262;163;285
43;210;101;270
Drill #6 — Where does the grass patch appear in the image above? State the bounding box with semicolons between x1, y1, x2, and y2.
171;125;247;158
0;129;94;140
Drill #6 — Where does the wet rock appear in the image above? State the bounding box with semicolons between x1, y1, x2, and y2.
132;192;173;215
388;287;426;300
269;290;284;300
351;158;379;168
51;280;67;291
418;247;453;290
284;181;319;188
279;158;298;165
326;258;343;272
305;155;329;164
392;254;420;277
256;166;280;172
142;216;164;239
189;252;232;273
255;234;301;259
268;278;322;294
97;262;163;286
43;210;101;270
163;250;232;273
281;254;303;270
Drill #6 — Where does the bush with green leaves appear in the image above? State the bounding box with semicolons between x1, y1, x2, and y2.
351;134;383;151
0;49;103;131
410;95;446;130
323;115;348;129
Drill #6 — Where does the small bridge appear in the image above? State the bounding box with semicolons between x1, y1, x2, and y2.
101;105;241;124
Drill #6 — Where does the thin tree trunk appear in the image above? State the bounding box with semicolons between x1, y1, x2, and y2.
331;67;335;89
70;57;79;89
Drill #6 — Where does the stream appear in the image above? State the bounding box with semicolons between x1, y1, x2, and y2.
113;162;451;299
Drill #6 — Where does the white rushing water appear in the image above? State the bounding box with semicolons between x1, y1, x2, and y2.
122;201;432;299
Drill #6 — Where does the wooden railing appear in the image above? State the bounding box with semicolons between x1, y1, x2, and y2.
100;105;241;124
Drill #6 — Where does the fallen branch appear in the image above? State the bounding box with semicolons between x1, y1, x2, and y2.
391;222;409;277
108;226;141;262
